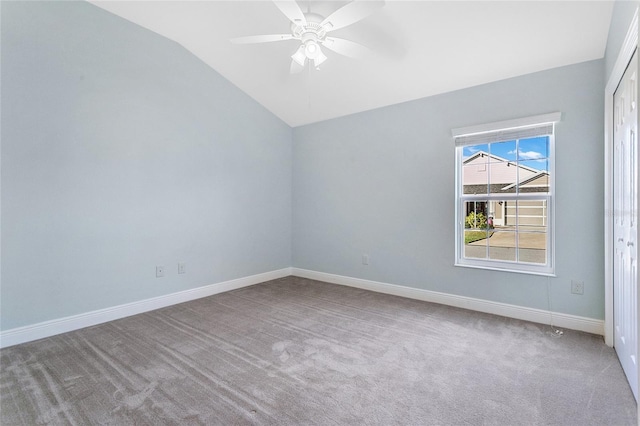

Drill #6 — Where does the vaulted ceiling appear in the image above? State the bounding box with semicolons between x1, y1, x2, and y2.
90;1;614;127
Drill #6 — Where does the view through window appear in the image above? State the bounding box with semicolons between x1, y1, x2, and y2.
455;120;556;275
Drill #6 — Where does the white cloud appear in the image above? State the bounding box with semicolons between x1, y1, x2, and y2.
508;149;544;160
519;150;544;160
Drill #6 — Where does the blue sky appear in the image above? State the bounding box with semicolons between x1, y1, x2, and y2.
462;136;549;171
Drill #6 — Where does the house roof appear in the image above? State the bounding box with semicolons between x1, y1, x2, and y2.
463;151;549;193
463;151;544;176
501;171;550;191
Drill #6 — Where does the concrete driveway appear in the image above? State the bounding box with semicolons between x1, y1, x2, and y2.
465;226;547;263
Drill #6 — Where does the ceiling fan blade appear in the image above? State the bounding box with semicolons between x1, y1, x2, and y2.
290;59;305;74
321;1;384;32
322;37;372;59
273;1;307;25
230;34;294;44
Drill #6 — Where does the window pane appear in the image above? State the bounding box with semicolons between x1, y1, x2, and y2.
486;140;516;195
464;235;488;259
517;232;547;264
462;164;488;194
488;157;517;194
518;136;549;160
488;231;516;262
486;200;502;227
489;140;516;161
515;200;547;228
464;201;488;229
462;147;489;194
518;160;550;193
462;144;489;160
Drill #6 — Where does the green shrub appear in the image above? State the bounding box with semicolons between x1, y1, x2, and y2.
465;211;488;229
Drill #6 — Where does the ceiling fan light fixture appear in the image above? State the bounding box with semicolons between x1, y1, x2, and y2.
291;46;307;66
304;40;320;59
314;48;327;68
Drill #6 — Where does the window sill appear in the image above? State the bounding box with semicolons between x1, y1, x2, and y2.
454;261;556;277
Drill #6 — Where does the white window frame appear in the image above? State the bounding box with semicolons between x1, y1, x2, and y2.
453;112;560;276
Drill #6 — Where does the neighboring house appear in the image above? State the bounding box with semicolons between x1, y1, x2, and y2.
463;151;549;227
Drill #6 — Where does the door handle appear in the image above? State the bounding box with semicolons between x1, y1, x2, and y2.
618;238;624;242
628;241;635;247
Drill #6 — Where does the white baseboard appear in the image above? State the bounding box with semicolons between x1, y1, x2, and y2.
292;268;604;336
0;268;293;349
1;266;604;349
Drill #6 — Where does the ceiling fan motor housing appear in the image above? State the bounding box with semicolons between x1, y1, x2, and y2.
291;13;327;43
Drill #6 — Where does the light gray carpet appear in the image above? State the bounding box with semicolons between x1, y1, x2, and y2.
1;276;637;425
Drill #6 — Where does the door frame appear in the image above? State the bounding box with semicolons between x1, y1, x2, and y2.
605;7;638;348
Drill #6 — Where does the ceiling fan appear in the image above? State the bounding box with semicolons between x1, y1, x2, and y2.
231;0;384;73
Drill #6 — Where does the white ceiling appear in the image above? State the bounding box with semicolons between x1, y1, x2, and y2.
90;1;614;127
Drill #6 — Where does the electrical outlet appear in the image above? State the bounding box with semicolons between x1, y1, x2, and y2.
571;280;584;295
362;254;369;265
178;262;186;274
156;266;165;278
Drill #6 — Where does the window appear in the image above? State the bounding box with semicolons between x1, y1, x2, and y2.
453;113;560;275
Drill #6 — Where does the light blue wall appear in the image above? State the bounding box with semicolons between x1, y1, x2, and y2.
1;0;622;332
605;0;639;82
1;1;292;330
293;60;605;319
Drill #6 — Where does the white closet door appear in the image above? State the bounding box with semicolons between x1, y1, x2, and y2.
614;49;638;401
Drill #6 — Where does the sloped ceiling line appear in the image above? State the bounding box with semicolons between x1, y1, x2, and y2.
90;1;613;127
